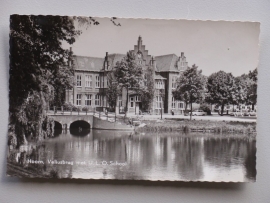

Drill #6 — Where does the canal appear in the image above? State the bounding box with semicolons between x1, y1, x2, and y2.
7;129;256;182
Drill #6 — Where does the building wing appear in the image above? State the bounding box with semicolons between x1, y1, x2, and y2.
155;54;179;72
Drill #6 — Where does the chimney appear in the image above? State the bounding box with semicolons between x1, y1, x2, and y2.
151;56;156;70
181;52;184;57
105;52;109;70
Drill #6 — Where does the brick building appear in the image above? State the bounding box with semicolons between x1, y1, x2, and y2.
66;36;191;115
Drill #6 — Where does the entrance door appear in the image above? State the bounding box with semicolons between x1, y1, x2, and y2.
135;102;140;114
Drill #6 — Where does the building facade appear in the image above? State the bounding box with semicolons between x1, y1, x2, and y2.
66;36;191;115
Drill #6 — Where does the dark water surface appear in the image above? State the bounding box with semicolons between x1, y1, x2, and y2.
7;129;256;182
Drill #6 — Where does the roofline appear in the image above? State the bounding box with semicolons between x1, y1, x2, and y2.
75;69;101;73
155;53;178;58
73;55;104;59
159;70;180;73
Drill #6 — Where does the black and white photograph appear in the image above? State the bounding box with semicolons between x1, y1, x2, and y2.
7;15;259;182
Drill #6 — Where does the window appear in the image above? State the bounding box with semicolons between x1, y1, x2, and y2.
178;102;184;109
130;97;134;108
118;95;122;107
85;75;92;87
100;76;105;88
156;80;164;89
95;95;100;106
95;75;100;88
85;94;92;106
172;76;177;89
171;97;176;109
130;97;134;107
76;75;82;87
156;96;162;109
135;95;140;102
76;94;81;106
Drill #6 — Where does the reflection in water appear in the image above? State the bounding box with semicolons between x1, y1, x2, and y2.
70;128;90;137
7;130;256;182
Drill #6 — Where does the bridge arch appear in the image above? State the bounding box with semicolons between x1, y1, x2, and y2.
70;120;91;129
70;120;91;136
54;121;62;130
53;121;62;137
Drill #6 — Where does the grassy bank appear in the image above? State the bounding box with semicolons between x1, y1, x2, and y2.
135;118;256;139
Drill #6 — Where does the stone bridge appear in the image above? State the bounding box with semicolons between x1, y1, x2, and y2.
48;114;94;130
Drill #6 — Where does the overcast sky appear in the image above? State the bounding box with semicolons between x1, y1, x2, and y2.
62;17;260;76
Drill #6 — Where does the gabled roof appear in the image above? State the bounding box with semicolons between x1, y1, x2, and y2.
73;55;104;71
73;54;126;72
155;54;179;72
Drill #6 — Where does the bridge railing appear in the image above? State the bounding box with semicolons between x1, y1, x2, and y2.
48;106;99;115
48;106;129;123
48;106;144;126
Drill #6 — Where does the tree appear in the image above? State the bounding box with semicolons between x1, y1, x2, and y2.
139;66;155;112
233;74;248;108
173;88;190;112
205;71;235;116
246;68;257;110
9;15;80;146
9;15;122;147
114;51;143;118
172;64;206;120
106;71;120;111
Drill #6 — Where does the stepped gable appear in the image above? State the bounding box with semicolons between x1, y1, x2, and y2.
73;55;104;72
155;54;179;72
132;36;152;65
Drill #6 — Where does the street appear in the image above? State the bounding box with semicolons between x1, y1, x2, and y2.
128;112;256;122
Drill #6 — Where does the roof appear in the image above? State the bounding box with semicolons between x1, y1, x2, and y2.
155;54;179;72
107;54;125;69
73;54;126;72
73;53;182;73
73;55;104;71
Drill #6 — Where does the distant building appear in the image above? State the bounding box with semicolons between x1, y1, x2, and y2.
66;36;192;115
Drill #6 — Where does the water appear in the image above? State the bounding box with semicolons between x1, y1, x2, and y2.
7;130;256;182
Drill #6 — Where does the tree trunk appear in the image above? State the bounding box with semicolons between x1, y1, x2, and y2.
115;96;117;122
221;103;224;116
184;101;188;111
190;101;193;120
125;87;129;121
15;123;28;148
161;98;163;120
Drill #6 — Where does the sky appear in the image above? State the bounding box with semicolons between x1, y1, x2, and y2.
62;17;260;76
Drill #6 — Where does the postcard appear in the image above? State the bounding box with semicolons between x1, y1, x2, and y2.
7;15;259;182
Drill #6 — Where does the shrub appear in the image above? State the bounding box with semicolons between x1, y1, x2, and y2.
82;106;89;112
199;104;211;115
63;102;75;111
